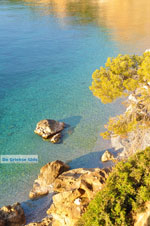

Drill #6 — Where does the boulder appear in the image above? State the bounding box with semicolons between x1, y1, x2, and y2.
134;202;150;226
111;128;150;159
0;202;25;226
53;168;110;194
47;167;111;226
29;160;70;199
50;133;61;144
111;90;150;159
25;217;52;226
101;150;114;162
34;119;65;139
48;190;84;226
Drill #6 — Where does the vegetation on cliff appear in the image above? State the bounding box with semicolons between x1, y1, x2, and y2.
89;52;150;139
77;147;150;226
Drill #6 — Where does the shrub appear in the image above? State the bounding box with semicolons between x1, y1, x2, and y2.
89;52;150;138
77;147;150;226
89;52;150;104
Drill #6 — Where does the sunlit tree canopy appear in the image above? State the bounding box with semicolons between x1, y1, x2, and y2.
89;52;150;138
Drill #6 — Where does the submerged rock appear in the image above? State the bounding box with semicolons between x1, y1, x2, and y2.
47;167;111;226
101;150;114;162
0;202;25;226
34;119;65;139
29;160;70;199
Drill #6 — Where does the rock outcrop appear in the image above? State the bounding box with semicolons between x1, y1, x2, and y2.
34;119;65;143
0;202;25;226
25;217;52;226
50;133;61;144
101;150;114;162
134;202;150;226
47;167;111;226
111;128;150;159
29;160;70;199
111;91;150;159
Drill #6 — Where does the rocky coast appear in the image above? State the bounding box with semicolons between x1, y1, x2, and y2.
1;102;150;226
0;160;111;226
0;119;112;226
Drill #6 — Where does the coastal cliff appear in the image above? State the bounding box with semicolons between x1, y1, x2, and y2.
111;92;150;159
26;165;111;226
1;144;150;226
25;61;150;225
78;147;150;226
2;53;150;226
24;147;150;226
2;93;150;226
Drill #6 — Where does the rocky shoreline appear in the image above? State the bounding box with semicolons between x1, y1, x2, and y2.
0;118;116;226
0;159;111;226
0;119;115;226
1;108;150;226
0;146;149;226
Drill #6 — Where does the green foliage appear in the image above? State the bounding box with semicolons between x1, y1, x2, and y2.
90;52;150;104
100;114;137;139
138;52;150;83
77;147;150;226
90;52;150;138
100;85;150;138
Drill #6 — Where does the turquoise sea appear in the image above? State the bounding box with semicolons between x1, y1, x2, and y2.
0;0;150;207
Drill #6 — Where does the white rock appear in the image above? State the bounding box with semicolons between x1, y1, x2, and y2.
145;49;150;52
101;150;114;162
74;198;81;205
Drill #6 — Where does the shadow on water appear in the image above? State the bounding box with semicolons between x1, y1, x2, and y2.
69;148;123;169
21;117;82;222
60;115;82;127
21;146;123;224
22;193;53;224
59;115;82;143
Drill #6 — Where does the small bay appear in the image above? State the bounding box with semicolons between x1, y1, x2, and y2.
0;0;149;206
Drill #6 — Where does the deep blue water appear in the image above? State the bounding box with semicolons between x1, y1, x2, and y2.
0;0;148;206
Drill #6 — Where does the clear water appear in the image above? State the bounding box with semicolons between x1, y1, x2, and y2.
0;0;149;206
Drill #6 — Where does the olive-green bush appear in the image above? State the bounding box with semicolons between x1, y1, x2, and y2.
77;147;150;226
90;52;150;138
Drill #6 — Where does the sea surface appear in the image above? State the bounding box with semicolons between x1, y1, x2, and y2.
0;0;150;207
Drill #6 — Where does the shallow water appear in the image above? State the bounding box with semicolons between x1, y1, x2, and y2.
0;0;149;206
